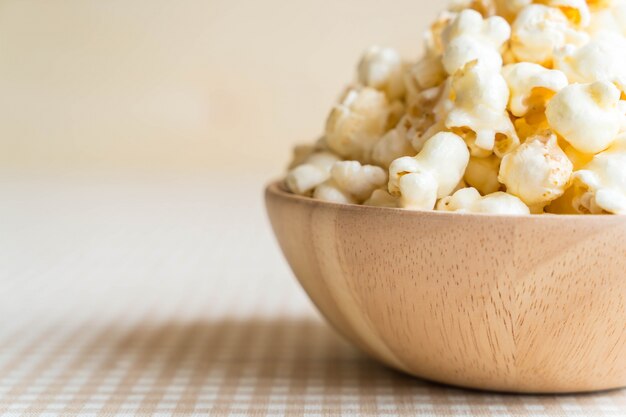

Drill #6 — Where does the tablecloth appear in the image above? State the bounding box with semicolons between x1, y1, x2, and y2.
0;173;624;417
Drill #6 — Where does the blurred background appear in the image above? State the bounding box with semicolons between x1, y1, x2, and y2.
0;0;439;176
0;3;442;407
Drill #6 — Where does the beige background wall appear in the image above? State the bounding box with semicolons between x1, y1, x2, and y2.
0;0;440;174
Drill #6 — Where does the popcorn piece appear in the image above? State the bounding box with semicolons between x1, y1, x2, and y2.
329;161;388;202
363;189;400;208
464;155;502;194
285;151;342;195
510;4;589;66
554;33;626;94
498;132;573;210
388;132;470;210
445;61;519;156
371;123;419;169
436;187;531;214
405;56;447;94
502;63;569;117
536;0;591;26
325;87;390;162
494;0;532;21
425;11;458;56
546;81;622;154
571;135;626;214
405;86;447;152
448;0;497;16
587;0;626;37
441;9;511;74
358;46;407;101
313;180;357;204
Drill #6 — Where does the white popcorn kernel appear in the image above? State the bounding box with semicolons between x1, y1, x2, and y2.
494;0;533;21
441;9;511;74
285;151;341;195
405;86;447;152
546;81;622;154
554;33;626;94
406;56;447;94
425;11;458;56
388;132;470;210
371;126;417;169
397;172;440;210
445;61;520;156
448;0;497;16
464;155;502;194
498;132;574;211
571;135;626;214
313;180;357;205
325;87;390;162
587;0;626;37
358;46;407;101
363;189;400;208
510;4;589;66
502;63;569;117
536;0;591;26
437;187;530;214
330;160;388;202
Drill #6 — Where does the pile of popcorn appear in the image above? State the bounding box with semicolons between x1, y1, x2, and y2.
284;0;626;215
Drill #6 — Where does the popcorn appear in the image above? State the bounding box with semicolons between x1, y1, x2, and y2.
502;63;569;117
554;33;626;94
405;56;447;94
363;189;400;208
313;181;356;204
425;11;458;56
498;132;573;211
371;126;416;169
436;187;531;214
514;112;552;141
464;155;502;194
571;135;626;214
546;81;622;154
358;46;407;101
536;0;591;26
325;87;390;162
448;0;497;16
283;0;626;216
445;61;519;156
510;4;589;66
388;132;470;210
314;161;387;204
587;0;626;37
494;0;532;21
440;9;511;74
330;161;388;202
285;151;342;195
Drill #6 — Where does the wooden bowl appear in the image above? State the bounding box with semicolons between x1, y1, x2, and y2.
265;181;626;393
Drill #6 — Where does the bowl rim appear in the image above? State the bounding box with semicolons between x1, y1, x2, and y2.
266;180;626;222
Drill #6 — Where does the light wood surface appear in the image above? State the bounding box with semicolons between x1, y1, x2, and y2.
265;182;626;394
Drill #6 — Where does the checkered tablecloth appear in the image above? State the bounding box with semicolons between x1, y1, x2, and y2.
1;173;624;417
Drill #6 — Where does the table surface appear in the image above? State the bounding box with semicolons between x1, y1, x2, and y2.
1;174;625;417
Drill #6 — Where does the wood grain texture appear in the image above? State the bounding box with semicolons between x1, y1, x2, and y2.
265;181;626;394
